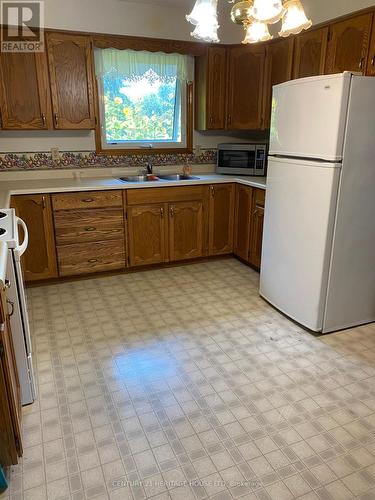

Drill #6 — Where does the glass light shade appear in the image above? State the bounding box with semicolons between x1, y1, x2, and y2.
251;0;285;24
186;0;218;26
231;1;253;25
242;18;272;43
191;18;220;42
279;0;312;37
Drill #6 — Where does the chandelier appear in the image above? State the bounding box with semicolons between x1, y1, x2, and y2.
186;0;311;43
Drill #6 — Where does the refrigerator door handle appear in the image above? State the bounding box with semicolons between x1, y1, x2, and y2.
15;217;29;258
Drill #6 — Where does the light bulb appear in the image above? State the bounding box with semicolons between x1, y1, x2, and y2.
279;0;312;37
251;0;285;24
242;18;273;43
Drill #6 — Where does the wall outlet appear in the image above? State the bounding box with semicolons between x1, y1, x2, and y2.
194;145;202;157
51;147;60;161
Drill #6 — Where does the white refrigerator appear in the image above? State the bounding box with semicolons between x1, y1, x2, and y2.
260;72;375;333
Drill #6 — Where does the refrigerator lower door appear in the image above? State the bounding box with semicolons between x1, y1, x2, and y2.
260;156;341;332
269;73;351;161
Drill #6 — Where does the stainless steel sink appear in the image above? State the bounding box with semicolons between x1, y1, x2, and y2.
118;175;159;183
157;174;200;181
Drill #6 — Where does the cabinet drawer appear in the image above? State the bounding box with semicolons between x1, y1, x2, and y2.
52;190;123;211
54;209;124;245
127;186;205;205
57;240;125;277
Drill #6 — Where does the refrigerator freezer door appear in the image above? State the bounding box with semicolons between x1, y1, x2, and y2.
269;73;351;161
260;157;341;332
323;76;375;332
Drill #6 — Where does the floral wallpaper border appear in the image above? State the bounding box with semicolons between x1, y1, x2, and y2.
0;149;216;171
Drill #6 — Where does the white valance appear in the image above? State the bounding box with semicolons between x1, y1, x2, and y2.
95;48;193;83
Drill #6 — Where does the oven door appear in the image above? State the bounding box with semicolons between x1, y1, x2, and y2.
217;147;256;176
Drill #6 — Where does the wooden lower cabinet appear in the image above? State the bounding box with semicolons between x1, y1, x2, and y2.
11;194;58;282
208;184;234;255
0;286;22;466
234;184;253;262
128;204;167;267
169;201;204;261
234;184;266;270
249;188;265;269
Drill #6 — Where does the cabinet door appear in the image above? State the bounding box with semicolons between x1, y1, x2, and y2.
234;184;252;262
367;23;375;76
195;47;227;130
0;289;22;466
325;14;373;75
293;27;329;79
227;45;265;130
208;184;234;255
169;201;203;261
128;204;167;267
206;47;227;129
263;38;294;129
249;188;265;270
11;195;58;282
0;48;52;130
46;33;95;129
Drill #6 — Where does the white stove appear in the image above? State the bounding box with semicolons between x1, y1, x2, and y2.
1;208;35;405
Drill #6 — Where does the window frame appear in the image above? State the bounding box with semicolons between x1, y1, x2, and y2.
94;51;193;156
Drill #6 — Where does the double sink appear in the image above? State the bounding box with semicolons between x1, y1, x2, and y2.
119;174;200;183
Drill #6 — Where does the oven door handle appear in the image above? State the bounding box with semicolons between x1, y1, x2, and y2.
16;217;29;258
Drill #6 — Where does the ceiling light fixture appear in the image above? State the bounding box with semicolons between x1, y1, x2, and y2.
186;0;311;43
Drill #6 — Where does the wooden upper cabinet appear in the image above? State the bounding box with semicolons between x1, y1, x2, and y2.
11;194;58;282
0;289;22;466
169;201;203;261
0;46;52;130
128;204;167;267
46;33;95;129
227;45;265;130
293;27;329;79
367;21;375;76
262;38;294;129
195;47;227;130
208;184;235;256
325;13;373;74
234;184;253;262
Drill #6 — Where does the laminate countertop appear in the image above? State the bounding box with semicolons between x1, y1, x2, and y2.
0;173;266;209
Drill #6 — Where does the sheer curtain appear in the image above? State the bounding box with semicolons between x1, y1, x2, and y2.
94;48;194;83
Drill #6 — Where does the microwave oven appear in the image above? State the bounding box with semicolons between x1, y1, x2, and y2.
216;143;267;176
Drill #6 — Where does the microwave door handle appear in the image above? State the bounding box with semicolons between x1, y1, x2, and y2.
15;217;29;258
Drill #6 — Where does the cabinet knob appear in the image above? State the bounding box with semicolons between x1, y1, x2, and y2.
210;186;215;197
160;207;164;218
209;116;214;125
372;55;375;67
85;227;96;232
54;113;59;127
41;114;46;126
359;58;364;70
170;206;174;217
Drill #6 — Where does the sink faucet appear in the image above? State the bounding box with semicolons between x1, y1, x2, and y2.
145;162;153;175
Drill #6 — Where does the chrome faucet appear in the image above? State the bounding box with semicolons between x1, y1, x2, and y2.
145;162;153;175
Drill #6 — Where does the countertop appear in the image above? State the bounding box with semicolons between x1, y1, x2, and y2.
0;173;266;209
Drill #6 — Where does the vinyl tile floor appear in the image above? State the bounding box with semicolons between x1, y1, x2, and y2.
1;258;375;500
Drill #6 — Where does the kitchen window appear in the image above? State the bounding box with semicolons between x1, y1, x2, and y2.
95;48;194;153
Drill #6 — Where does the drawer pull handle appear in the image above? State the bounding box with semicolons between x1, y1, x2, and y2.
41;114;46;126
85;227;96;232
88;258;98;263
54;113;59;127
82;198;94;203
